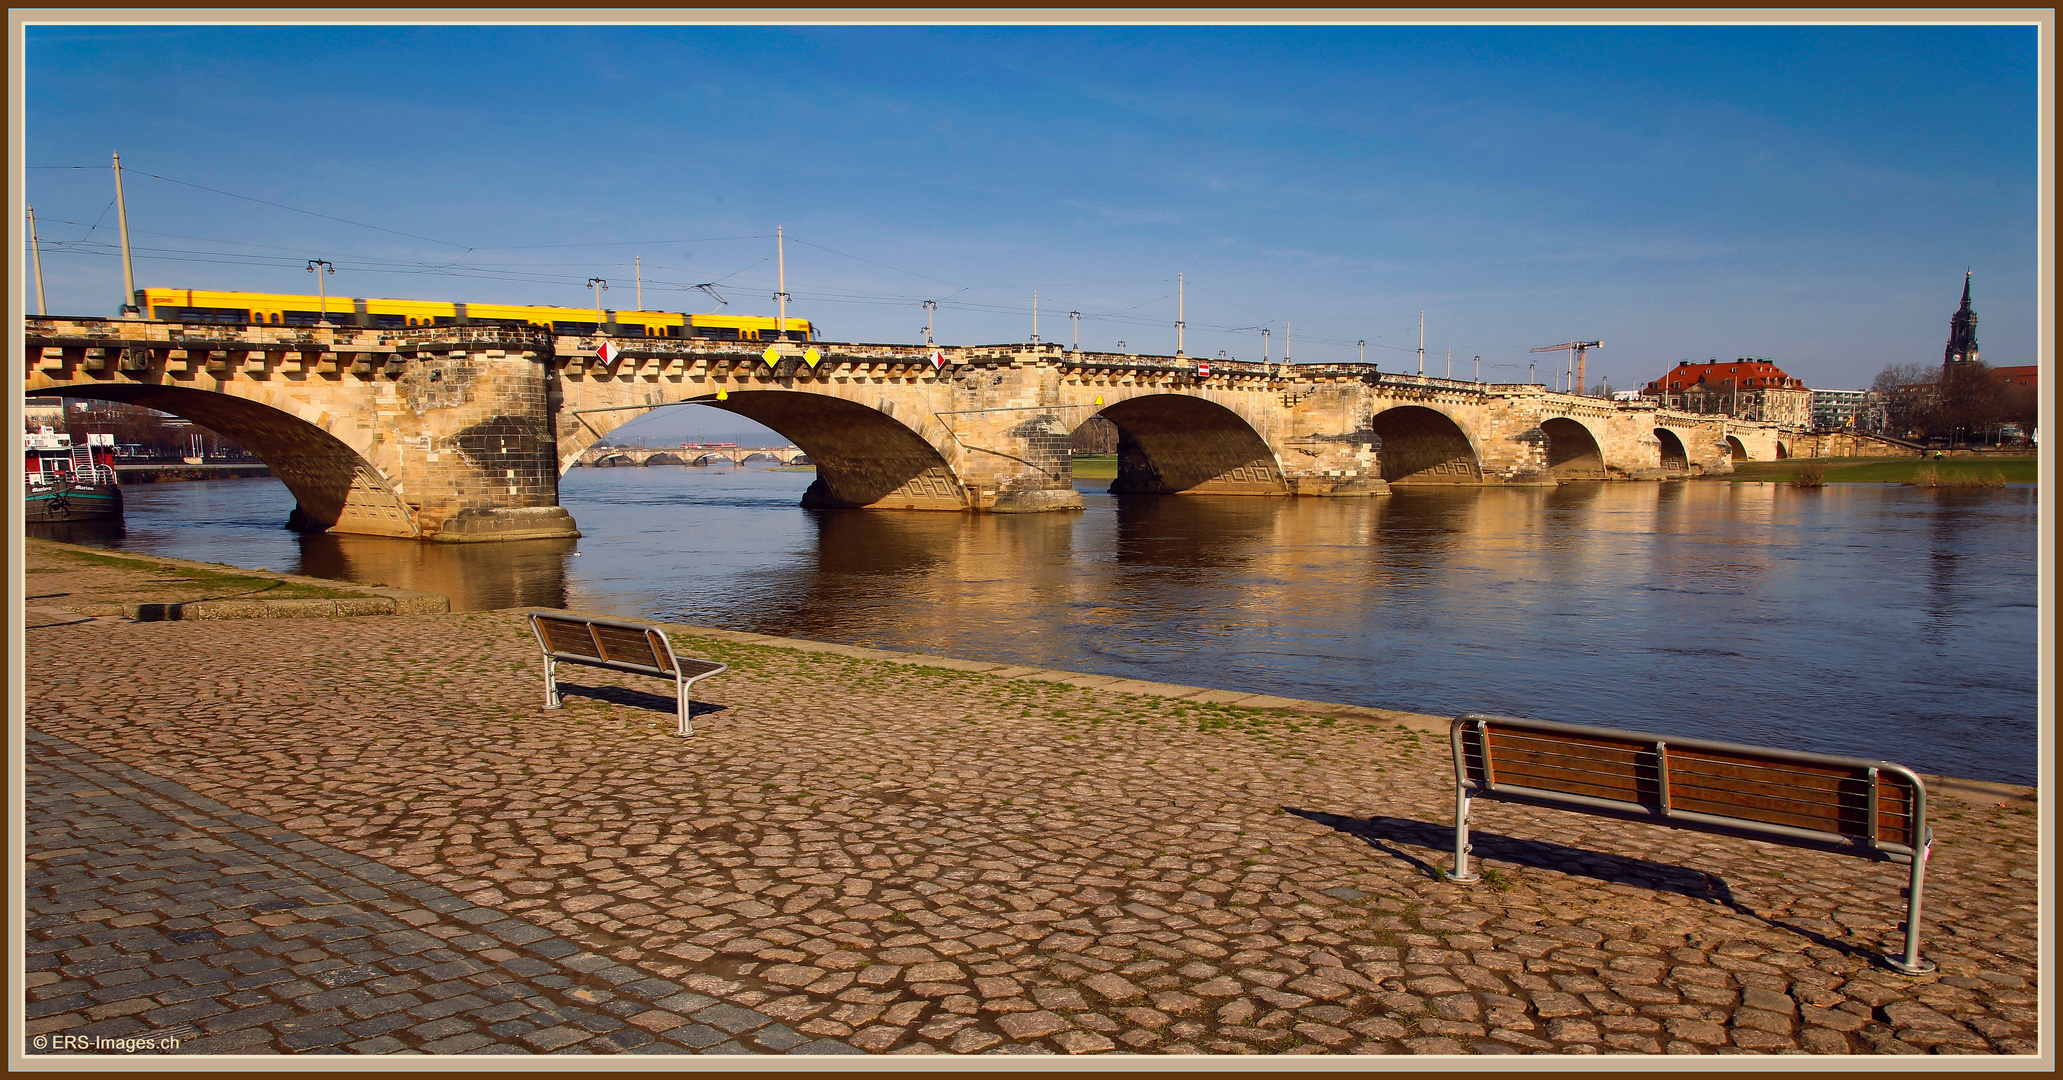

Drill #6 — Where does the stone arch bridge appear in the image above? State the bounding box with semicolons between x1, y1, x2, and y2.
24;317;1775;542
575;445;812;468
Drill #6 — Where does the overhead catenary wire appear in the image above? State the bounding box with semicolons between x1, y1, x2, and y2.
31;162;1560;360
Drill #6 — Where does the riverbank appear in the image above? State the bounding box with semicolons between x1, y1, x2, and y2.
1071;454;1118;480
24;538;447;620
114;464;273;484
18;557;2042;1057
1717;456;2038;486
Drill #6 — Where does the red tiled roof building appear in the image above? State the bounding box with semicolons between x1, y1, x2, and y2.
1644;358;1813;426
1645;358;1807;396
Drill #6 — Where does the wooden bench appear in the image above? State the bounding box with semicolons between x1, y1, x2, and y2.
529;612;726;736
1448;713;1934;974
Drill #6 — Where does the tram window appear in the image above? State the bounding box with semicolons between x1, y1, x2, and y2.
168;306;247;325
375;314;408;328
552;321;600;335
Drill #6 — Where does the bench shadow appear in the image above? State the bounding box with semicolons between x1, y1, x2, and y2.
1286;807;1886;966
553;681;729;718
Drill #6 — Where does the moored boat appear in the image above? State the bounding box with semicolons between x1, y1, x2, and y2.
24;426;123;523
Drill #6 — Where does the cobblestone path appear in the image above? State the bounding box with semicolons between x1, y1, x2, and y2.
22;731;859;1056
20;607;2043;1057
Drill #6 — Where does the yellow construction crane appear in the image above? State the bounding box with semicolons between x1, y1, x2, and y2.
1531;340;1602;394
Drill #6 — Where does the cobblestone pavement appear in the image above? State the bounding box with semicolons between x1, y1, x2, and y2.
20;604;2044;1058
22;731;859;1057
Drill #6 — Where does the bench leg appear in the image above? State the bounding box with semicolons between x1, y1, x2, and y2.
543;655;561;710
1888;842;1935;975
676;673;693;737
1449;786;1480;885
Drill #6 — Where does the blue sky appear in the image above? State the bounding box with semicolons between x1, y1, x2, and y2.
22;20;2043;427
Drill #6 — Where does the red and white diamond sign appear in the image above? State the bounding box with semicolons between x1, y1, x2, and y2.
931;348;946;371
596;341;621;365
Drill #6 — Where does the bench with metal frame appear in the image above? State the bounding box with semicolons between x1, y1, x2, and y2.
1448;713;1934;975
529;612;726;736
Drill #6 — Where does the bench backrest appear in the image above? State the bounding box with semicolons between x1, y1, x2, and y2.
532;613;679;677
1453;713;1925;858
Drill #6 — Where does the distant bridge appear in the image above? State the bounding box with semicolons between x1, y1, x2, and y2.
24;317;1788;542
574;444;811;467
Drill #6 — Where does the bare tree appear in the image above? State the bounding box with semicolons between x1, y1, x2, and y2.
1071;416;1118;455
2002;380;2038;442
1871;364;1937;438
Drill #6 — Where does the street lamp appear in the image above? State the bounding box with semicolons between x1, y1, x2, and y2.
1070;311;1081;352
922;300;936;345
588;278;608;333
306;260;335;325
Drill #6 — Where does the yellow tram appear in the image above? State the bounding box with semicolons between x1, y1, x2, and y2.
135;288;815;342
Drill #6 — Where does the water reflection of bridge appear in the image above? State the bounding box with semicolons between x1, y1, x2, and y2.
572;445;811;468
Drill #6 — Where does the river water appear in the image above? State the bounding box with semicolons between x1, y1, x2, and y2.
34;467;2041;786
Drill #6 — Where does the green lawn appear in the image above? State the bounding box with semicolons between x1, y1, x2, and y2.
40;544;374;599
1071;454;1118;480
1720;456;2038;485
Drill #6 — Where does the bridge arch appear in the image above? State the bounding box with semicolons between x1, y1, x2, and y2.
1655;428;1690;472
642;452;685;466
1371;405;1482;485
1540;417;1606;479
1725;435;1749;462
24;383;415;536
693;391;965;509
1090;393;1287;495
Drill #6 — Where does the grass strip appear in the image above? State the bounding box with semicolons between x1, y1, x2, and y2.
1717;456;2036;486
40;545;374;600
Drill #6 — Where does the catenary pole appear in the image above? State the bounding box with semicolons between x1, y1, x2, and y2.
1176;273;1185;356
112;153;138;315
28;205;48;315
775;227;788;340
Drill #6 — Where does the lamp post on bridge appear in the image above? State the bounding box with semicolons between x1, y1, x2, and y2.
1070;311;1081;352
588;278;608;333
306;260;334;325
923;300;936;345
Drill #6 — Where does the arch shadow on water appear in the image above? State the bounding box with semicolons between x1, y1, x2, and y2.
1284;807;1892;966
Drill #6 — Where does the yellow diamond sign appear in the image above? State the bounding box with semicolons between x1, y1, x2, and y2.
762;345;780;366
804;347;821;368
